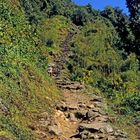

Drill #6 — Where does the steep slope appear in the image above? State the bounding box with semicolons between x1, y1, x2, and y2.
0;0;140;140
48;90;129;140
0;1;72;139
39;25;129;139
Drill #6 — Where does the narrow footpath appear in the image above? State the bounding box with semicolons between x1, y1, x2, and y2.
47;30;129;140
36;30;129;140
47;87;128;140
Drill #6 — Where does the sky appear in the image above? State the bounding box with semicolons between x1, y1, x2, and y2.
73;0;128;14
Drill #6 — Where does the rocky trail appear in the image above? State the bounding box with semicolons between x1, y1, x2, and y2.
52;31;76;80
47;89;128;140
36;30;129;140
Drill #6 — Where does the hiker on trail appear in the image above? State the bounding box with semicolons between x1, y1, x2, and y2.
48;64;54;76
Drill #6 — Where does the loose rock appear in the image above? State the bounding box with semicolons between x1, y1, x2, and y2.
48;125;62;136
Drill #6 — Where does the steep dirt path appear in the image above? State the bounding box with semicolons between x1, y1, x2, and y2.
46;28;129;140
35;29;129;140
47;89;129;140
52;31;76;80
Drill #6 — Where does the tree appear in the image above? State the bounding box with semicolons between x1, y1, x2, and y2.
126;0;140;34
72;9;88;26
126;0;140;55
101;6;135;53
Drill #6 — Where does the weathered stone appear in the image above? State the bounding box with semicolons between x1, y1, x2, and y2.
39;120;50;127
93;102;104;108
35;131;48;139
78;103;86;108
58;82;85;91
117;138;129;140
98;109;107;115
137;123;140;127
107;136;117;140
0;98;9;115
37;112;48;120
87;104;95;109
114;130;127;138
79;123;101;132
85;111;99;121
95;116;108;122
89;133;100;139
90;95;103;103
56;102;68;111
28;124;37;130
80;132;89;139
70;133;81;139
55;110;65;117
92;108;100;112
79;122;114;134
48;125;62;135
68;104;78;110
57;136;69;140
68;113;77;122
104;124;114;133
75;110;86;119
71;138;80;140
78;131;107;140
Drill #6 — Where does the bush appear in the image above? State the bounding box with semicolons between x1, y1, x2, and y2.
46;39;54;47
122;93;140;112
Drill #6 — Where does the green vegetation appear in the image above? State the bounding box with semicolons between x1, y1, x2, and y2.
0;0;140;139
126;0;140;55
0;1;69;139
68;18;140;113
101;6;135;53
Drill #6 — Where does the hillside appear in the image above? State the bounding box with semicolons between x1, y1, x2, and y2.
0;0;140;140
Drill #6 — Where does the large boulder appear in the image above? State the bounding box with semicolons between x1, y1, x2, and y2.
84;110;99;121
78;122;114;133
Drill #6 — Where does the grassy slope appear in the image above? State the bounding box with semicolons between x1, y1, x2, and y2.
69;18;140;104
0;1;72;139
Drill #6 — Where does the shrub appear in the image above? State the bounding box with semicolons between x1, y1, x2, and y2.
122;93;140;112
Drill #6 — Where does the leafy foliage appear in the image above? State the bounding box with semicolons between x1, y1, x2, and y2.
68;18;140;116
0;1;62;139
126;0;140;55
122;93;140;112
101;6;135;53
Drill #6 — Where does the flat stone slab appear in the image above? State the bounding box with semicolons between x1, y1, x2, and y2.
90;95;103;102
79;122;114;133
